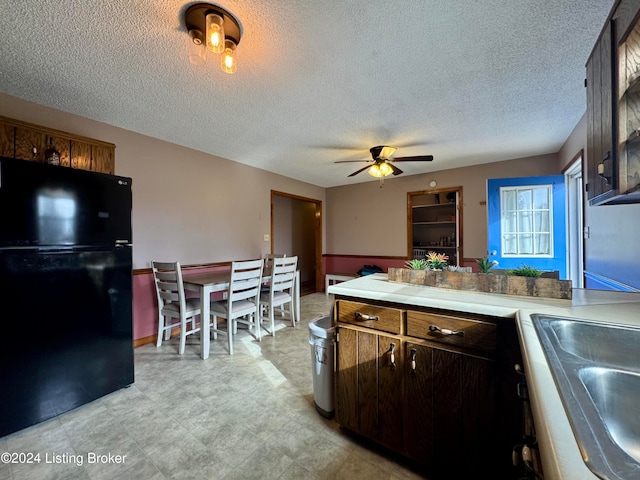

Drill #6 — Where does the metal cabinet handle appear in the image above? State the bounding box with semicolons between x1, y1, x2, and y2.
410;348;417;375
387;343;396;370
429;324;464;337
598;151;611;183
355;311;379;321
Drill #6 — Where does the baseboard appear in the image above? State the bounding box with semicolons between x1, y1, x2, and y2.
134;334;156;348
583;271;639;292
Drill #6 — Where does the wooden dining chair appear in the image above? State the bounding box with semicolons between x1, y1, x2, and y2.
210;259;263;354
259;256;298;336
151;261;202;355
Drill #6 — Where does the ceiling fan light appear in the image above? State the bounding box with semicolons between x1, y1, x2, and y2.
368;164;383;177
379;162;393;176
368;162;392;177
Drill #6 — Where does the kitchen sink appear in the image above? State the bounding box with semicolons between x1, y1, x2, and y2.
542;317;639;368
532;314;640;480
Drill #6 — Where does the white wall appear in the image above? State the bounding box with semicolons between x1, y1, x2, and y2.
0;94;326;270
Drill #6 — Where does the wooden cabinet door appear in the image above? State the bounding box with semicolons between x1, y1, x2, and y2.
48;135;71;167
0;123;14;158
599;22;615;195
377;334;403;449
404;342;434;465
335;326;358;432
335;326;403;449
357;329;378;439
92;144;115;174
587;21;616;202
405;342;497;474
14;127;46;161
71;140;92;170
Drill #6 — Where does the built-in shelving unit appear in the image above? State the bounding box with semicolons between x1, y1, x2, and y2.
407;187;462;266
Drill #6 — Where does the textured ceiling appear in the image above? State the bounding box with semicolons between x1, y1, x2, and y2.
0;1;612;187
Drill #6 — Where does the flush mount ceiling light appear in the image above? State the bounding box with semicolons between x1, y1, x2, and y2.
184;3;242;74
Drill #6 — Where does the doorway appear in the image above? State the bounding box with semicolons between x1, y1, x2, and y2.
271;191;322;294
487;175;567;278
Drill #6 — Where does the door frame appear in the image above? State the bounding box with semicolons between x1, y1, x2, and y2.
271;190;323;293
563;150;585;288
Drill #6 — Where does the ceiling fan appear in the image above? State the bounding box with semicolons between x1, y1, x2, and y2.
334;145;434;178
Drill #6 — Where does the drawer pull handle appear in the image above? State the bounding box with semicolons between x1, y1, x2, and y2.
355;312;379;321
429;325;464;337
410;348;417;375
387;343;396;370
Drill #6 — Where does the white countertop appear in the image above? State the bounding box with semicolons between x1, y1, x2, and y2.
328;273;640;480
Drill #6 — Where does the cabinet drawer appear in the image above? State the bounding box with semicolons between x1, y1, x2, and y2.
336;300;403;334
406;311;496;353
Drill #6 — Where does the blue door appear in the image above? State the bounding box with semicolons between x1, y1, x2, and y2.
487;176;567;279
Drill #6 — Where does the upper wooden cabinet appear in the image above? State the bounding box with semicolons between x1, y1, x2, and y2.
0;116;115;174
586;0;640;205
586;21;616;203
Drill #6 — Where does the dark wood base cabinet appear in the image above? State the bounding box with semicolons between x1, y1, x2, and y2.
334;298;523;478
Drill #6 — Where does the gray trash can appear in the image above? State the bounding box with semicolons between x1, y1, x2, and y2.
308;314;335;418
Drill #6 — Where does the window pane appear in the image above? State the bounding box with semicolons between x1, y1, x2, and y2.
503;211;517;233
519;233;533;254
534;233;550;254
503;234;517;254
502;190;516;210
534;211;549;231
533;187;549;209
518;211;533;232
517;189;532;210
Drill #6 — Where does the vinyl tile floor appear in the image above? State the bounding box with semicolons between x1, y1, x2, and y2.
0;293;429;480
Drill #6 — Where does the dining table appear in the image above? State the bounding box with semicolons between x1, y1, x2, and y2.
182;267;300;359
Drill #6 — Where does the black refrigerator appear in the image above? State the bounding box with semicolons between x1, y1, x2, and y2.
0;157;134;437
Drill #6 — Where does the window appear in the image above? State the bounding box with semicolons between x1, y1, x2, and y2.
500;185;552;257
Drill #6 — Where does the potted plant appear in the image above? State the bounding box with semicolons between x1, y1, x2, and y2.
426;251;449;270
476;250;499;273
405;258;430;270
507;264;543;277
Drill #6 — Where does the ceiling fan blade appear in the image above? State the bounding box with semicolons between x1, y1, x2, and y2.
388;163;403;176
348;164;373;177
334;159;372;164
392;155;434;162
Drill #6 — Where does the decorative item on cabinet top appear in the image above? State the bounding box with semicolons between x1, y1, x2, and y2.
0;116;115;174
387;267;572;300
